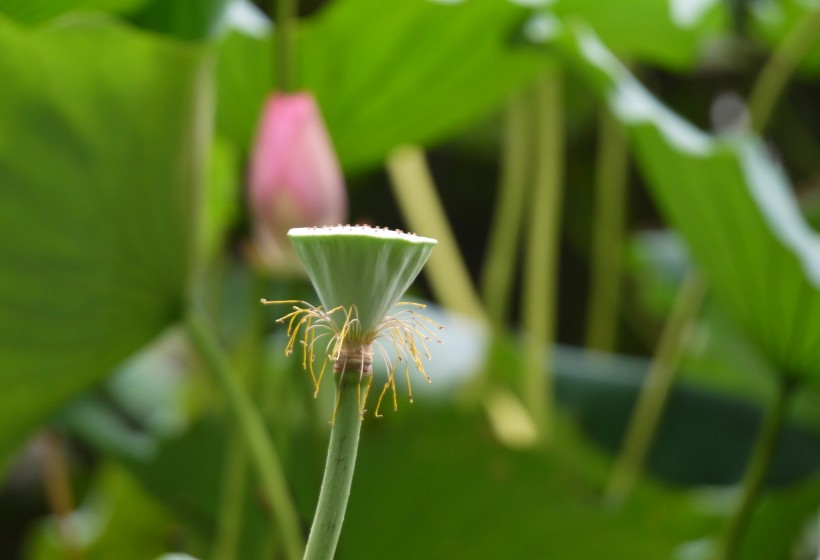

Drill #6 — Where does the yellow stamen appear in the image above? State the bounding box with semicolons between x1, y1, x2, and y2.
262;299;441;418
405;361;414;403
375;361;398;418
361;375;373;417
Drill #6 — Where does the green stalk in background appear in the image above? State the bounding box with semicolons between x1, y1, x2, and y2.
712;377;797;560
387;139;543;448
268;226;437;560
584;109;629;353
604;273;707;505
748;5;820;134
213;439;249;560
480;93;531;325
185;310;304;560
521;70;564;442
386;146;486;322
274;0;298;93
42;431;84;560
212;271;268;560
476;92;539;448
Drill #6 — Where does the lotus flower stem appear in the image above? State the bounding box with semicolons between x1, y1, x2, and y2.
275;0;298;92
41;431;83;560
749;5;820;134
712;376;797;560
604;272;707;505
185;310;304;560
387;146;486;322
521;69;564;442
480;92;531;325
584;108;629;352
267;225;438;560
303;373;363;560
213;437;249;560
213;272;268;560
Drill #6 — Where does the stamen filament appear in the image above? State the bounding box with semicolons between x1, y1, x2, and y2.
263;299;440;417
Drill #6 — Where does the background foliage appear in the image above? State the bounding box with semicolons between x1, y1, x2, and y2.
0;0;819;559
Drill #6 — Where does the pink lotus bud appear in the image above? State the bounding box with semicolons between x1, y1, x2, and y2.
248;92;347;270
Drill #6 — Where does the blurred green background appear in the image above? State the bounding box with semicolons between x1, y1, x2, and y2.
1;0;820;558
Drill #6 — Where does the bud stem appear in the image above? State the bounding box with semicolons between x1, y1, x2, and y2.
304;372;364;560
275;0;298;92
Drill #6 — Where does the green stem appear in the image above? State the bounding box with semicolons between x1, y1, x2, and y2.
185;310;304;560
585;108;629;352
521;70;564;441
275;0;297;92
604;272;707;505
749;6;820;134
213;439;249;560
42;431;84;560
480;93;531;325
212;271;268;560
712;377;797;560
387;145;487;322
303;377;363;560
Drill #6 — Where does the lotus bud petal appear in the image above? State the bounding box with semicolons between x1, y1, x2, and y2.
248;93;347;269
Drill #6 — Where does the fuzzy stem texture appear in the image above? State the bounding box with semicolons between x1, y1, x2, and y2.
213;440;249;560
42;431;84;560
185;310;304;560
522;69;564;442
749;6;820;133
605;272;707;505
303;375;363;560
481;92;531;325
585;108;629;352
213;271;267;560
275;0;297;92
387;145;486;322
712;377;796;560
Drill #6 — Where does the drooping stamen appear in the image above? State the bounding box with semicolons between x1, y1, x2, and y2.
374;360;399;418
262;299;440;418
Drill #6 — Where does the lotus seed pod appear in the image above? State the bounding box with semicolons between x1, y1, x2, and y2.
263;225;440;414
287;225;437;340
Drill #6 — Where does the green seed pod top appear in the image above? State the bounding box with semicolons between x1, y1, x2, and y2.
288;225;437;341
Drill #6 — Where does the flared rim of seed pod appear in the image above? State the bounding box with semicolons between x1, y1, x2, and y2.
287;225;437;337
287;224;436;245
262;224;440;417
